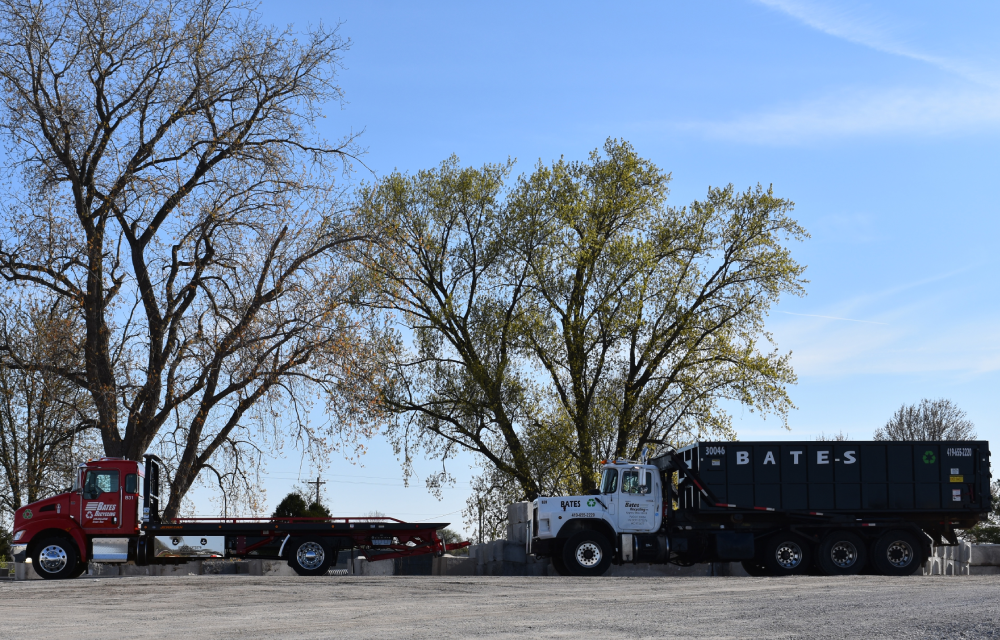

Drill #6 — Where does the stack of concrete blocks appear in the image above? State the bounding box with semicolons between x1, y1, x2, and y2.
969;544;1000;575
922;540;972;576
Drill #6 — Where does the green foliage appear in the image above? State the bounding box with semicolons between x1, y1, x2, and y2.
0;527;10;560
272;492;331;519
961;481;1000;544
358;138;807;509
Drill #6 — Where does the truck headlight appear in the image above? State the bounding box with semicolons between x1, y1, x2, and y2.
13;530;24;541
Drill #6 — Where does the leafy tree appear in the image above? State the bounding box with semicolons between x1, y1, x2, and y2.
271;492;330;519
0;0;385;518
874;399;976;441
0;295;102;522
508;141;806;490
0;526;11;560
358;140;807;506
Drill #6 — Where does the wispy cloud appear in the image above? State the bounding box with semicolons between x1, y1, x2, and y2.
755;0;1000;88
686;1;1000;143
689;86;1000;144
778;311;887;325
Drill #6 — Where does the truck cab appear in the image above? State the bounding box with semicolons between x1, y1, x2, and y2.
531;460;666;576
12;458;144;579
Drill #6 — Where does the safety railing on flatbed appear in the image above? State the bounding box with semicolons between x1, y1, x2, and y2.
166;516;409;525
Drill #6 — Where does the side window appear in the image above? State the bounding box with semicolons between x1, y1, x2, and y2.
125;474;138;494
83;470;120;500
622;470;653;494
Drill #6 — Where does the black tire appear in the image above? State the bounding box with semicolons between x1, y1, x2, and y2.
31;536;79;580
286;537;333;576
549;544;570;576
761;532;812;576
561;530;612;577
816;531;867;576
741;559;770;576
871;530;924;576
70;562;89;579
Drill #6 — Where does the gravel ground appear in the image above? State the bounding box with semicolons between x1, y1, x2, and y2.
2;575;999;639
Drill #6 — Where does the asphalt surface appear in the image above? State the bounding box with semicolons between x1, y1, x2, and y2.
2;575;999;639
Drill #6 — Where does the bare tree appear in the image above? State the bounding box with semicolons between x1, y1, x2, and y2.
874;399;976;441
0;0;386;517
0;293;101;522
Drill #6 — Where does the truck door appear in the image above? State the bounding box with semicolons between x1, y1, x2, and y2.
618;469;657;532
81;467;122;532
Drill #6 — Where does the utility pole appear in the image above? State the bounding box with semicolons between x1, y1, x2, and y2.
307;476;326;505
477;497;484;545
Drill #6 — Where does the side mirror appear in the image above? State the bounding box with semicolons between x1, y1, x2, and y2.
639;470;648;492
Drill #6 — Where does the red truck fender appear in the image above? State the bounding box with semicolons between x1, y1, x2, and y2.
20;521;90;563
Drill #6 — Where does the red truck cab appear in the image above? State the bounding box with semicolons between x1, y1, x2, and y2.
12;458;143;579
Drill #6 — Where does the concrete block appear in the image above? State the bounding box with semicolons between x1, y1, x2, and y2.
359;558;394;576
432;556;476;576
14;562;41;580
506;522;529;545
202;560;237;575
262;560;298;576
507;502;531;525
491;539;505;562
502;542;526;563
118;564;152;577
971;544;1000;566
970;565;1000;575
155;560;202;576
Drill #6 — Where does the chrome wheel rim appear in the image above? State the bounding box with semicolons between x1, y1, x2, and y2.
774;541;803;569
886;540;913;568
830;541;858;568
296;542;326;570
38;545;68;574
575;541;602;567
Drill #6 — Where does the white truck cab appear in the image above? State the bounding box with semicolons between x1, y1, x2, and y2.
531;460;665;575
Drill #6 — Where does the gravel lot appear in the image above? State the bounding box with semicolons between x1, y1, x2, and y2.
3;575;999;639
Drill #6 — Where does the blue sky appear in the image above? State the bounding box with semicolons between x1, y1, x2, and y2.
189;1;1000;531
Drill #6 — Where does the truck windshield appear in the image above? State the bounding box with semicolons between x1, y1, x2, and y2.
600;469;618;494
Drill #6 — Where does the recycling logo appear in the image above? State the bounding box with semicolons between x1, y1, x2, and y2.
86;510;94;519
923;450;936;464
587;499;596;507
22;508;32;519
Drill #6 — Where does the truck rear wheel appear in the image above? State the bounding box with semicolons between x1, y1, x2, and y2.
761;532;811;576
817;531;867;576
561;530;612;577
871;530;923;576
31;536;79;580
287;537;332;576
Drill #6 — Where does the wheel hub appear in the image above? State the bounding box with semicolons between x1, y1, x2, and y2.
38;544;68;574
575;542;602;567
775;541;803;569
830;541;858;568
296;542;326;570
886;540;913;568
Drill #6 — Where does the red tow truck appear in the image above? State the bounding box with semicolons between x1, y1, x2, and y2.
11;455;467;579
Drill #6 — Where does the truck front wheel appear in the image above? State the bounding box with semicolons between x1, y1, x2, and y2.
561;530;612;577
287;537;333;576
31;536;80;580
871;530;923;576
